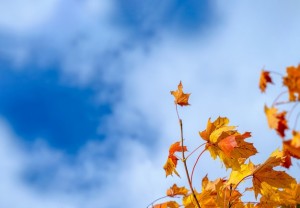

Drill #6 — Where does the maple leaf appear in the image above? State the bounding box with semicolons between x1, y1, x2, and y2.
200;175;243;208
170;81;190;106
163;142;187;177
257;182;295;207
228;150;296;198
163;158;179;177
264;105;288;137
166;184;189;197
199;117;257;170
283;64;300;101
259;70;273;92
252;150;296;198
153;201;180;208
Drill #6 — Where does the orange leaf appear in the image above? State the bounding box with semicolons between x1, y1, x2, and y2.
259;70;273;92
264;105;288;137
283;140;300;159
170;81;190;106
163;142;187;177
200;117;257;170
153;201;180;208
170;142;187;166
218;135;237;156
169;141;187;155
166;184;189;197
283;64;300;101
228;150;296;198
252;150;296;198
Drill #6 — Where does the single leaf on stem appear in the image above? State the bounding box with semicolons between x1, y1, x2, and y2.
259;70;273;92
170;81;190;106
228;150;296;198
264;105;288;138
163;141;187;177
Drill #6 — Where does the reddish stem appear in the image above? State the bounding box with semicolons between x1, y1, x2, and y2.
191;147;207;185
185;143;206;159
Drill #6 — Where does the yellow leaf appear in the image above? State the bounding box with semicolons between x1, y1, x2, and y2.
163;158;180;177
291;131;300;148
259;182;296;206
227;161;255;186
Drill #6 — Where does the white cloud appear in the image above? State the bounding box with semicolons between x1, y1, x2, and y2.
1;0;300;207
0;0;59;32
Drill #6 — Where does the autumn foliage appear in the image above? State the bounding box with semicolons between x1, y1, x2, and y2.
150;67;300;208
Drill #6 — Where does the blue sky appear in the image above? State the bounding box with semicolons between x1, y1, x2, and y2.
1;1;300;207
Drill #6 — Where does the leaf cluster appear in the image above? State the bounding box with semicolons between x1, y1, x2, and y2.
150;67;300;208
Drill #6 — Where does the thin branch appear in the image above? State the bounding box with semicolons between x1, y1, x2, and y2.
175;104;201;208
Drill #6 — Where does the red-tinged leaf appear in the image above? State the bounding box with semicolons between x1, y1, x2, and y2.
218;135;238;156
169;141;187;155
282;151;292;169
264;105;288;138
259;70;273;92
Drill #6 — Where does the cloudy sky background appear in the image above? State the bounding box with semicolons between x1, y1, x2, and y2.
1;1;300;207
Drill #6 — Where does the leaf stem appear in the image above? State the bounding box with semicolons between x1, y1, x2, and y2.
146;195;168;208
268;70;284;77
288;102;299;120
191;147;207;185
272;91;288;106
175;104;201;208
185;143;206;159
